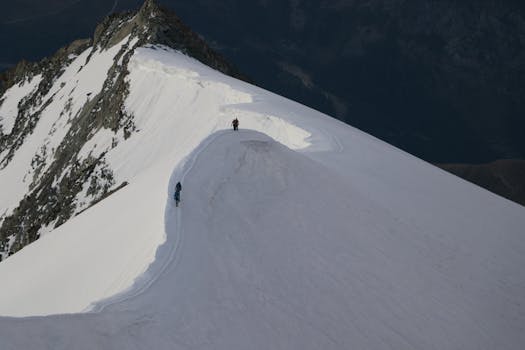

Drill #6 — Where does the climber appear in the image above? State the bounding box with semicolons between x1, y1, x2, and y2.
174;182;182;207
232;118;239;131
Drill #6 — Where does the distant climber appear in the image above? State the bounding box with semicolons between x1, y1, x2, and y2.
232;118;239;131
174;191;180;207
174;182;182;207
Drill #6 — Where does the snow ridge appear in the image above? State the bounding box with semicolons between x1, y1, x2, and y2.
0;42;524;349
89;130;226;313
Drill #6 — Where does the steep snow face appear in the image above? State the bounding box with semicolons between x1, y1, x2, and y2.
0;46;524;349
116;46;311;182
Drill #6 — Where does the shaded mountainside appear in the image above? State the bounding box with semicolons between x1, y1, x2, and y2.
167;0;525;163
439;160;525;206
0;0;242;259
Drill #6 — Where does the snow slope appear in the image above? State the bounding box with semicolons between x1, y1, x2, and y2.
0;46;524;349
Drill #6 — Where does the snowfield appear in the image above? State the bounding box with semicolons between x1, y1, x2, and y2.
0;46;524;349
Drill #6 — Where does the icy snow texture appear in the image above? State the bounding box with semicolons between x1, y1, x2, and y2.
0;46;524;349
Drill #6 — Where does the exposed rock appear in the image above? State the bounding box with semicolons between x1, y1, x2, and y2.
0;38;92;168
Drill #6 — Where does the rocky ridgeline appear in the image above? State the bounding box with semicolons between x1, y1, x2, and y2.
0;0;242;259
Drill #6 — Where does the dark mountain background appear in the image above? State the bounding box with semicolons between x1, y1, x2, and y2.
1;0;524;204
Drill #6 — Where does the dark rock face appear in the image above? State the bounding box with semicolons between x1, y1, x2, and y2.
439;160;525;206
162;0;525;163
91;0;244;80
0;0;242;259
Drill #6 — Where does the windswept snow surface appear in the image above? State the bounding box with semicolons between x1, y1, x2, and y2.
1;46;525;349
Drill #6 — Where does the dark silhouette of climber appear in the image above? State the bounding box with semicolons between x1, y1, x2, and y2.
232;118;239;131
174;182;182;207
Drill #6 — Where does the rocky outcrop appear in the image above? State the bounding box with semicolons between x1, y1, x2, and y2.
0;39;93;168
91;0;245;80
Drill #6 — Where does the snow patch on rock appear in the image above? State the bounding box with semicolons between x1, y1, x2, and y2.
0;74;42;135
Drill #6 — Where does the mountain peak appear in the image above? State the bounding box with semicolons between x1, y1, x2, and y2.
138;0;161;17
91;0;244;80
